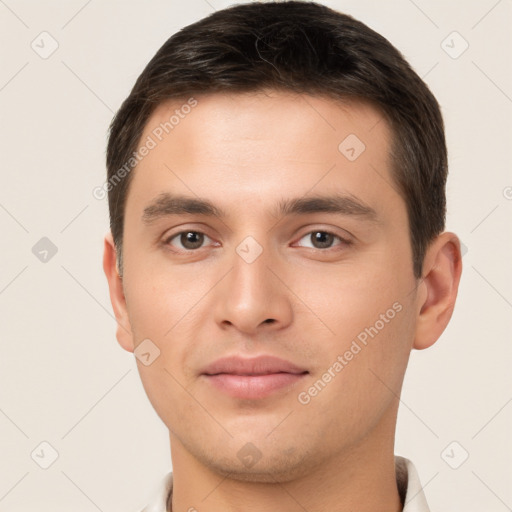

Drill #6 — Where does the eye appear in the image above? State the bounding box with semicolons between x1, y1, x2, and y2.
295;230;350;250
165;231;213;251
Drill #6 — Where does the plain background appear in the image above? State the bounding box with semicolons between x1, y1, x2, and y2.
0;0;511;510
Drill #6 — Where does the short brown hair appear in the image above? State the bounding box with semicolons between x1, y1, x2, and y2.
106;1;447;278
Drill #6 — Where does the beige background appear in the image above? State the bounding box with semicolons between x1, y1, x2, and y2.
0;0;511;510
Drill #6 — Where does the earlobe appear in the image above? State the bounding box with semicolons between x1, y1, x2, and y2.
102;232;134;353
413;232;463;350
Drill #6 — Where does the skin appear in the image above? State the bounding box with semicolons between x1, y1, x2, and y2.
103;90;462;512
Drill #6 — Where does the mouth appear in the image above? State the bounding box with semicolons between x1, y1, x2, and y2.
202;370;309;399
200;354;309;399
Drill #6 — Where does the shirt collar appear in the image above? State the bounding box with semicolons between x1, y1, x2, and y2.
397;456;431;512
141;455;430;512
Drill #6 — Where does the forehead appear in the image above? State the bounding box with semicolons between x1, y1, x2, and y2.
125;90;401;222
145;90;389;153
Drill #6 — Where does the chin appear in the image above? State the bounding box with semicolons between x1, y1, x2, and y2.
201;446;317;484
212;463;313;484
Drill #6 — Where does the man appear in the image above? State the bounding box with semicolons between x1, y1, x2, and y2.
103;2;462;511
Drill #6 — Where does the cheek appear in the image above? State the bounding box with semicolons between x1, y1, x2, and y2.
123;268;204;427
123;250;208;338
296;298;415;439
291;251;416;394
291;256;410;340
123;260;213;397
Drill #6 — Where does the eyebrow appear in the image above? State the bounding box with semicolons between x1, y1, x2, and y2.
141;192;379;225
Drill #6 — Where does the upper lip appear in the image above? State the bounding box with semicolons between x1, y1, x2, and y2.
201;355;308;376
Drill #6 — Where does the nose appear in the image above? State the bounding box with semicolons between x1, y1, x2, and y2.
213;242;293;335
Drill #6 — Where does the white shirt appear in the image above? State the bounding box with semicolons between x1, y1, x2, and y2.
141;455;430;512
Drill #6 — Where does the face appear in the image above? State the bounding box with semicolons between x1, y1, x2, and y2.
113;90;425;481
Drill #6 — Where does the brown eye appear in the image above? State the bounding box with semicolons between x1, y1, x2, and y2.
311;231;335;249
167;231;209;250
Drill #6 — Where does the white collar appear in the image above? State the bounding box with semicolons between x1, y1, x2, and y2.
141;455;430;512
397;456;431;511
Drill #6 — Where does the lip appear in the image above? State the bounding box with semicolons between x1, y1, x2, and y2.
201;355;309;399
201;355;307;376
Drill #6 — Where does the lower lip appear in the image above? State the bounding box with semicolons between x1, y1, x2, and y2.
203;372;307;399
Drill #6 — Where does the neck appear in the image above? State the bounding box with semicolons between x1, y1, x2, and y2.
168;411;402;512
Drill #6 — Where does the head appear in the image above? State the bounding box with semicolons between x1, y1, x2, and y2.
103;1;461;482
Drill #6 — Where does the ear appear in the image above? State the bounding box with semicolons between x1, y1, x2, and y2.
102;231;134;353
413;231;463;350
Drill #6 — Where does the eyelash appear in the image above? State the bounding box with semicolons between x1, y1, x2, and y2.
163;229;352;252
